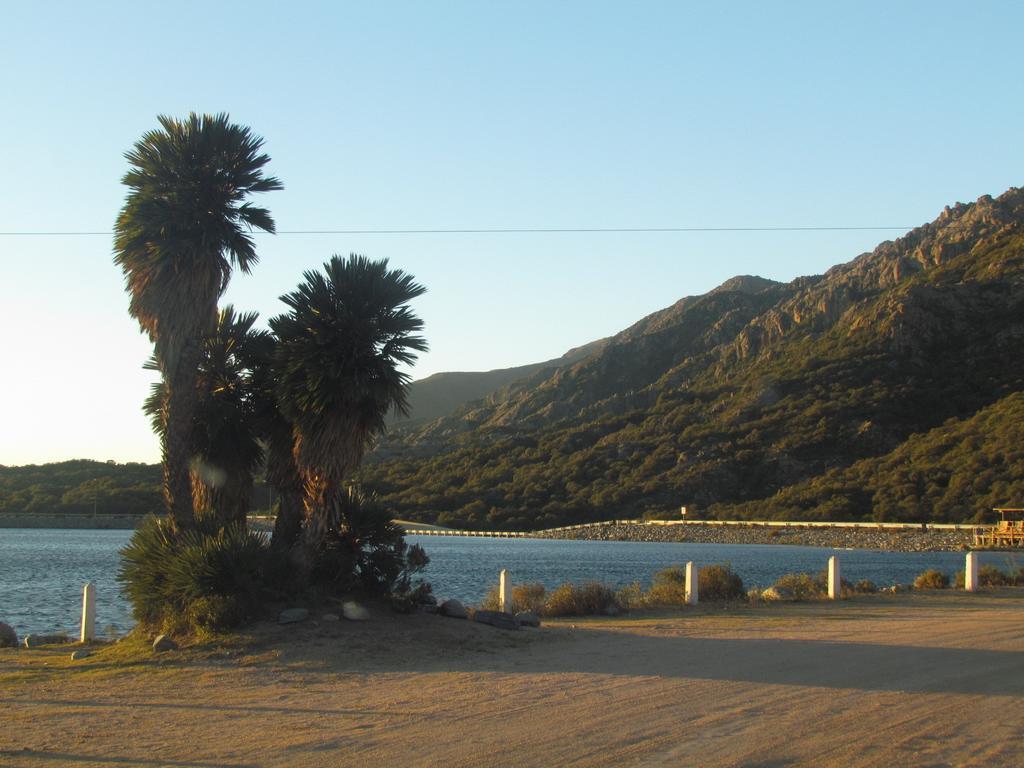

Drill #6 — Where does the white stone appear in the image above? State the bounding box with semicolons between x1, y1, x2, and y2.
152;634;177;653
965;551;979;592
828;556;841;599
342;601;369;621
685;561;698;605
80;582;96;643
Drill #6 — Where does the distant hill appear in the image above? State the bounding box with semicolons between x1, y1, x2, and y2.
393;339;607;427
360;187;1024;529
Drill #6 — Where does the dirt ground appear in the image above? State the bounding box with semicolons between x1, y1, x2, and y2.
1;591;1022;768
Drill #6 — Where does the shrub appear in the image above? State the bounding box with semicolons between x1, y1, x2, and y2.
313;489;430;598
119;516;273;634
645;566;689;606
913;569;950;590
854;579;877;594
615;581;645;609
513;583;547;614
543;582;618;617
698;564;745;601
978;565;1012;587
771;572;825;601
477;582;547;613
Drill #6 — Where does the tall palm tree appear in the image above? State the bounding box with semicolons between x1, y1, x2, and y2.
143;306;268;530
245;331;305;551
114;113;282;533
269;254;427;561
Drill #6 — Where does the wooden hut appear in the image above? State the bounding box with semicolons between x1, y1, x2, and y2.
973;508;1024;548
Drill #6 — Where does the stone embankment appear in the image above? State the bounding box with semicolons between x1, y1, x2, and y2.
537;522;973;552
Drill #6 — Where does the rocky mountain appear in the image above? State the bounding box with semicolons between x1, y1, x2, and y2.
393;338;607;427
361;188;1024;529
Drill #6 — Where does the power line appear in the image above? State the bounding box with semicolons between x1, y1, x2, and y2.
0;225;916;237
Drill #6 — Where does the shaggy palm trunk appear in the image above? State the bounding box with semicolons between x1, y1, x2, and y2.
192;470;251;530
293;424;365;575
162;342;201;533
266;424;305;551
270;487;304;550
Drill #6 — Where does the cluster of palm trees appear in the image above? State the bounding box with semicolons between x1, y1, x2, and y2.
114;113;426;572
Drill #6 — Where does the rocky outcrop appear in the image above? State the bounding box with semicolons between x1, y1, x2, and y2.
0;621;18;648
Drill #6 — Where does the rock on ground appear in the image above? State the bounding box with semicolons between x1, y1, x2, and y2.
342;602;369;621
278;608;310;624
71;649;91;661
439;599;468;619
0;621;17;648
152;634;178;653
472;610;520;631
515;611;541;627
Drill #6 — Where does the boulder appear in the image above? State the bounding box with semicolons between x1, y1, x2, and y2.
152;634;178;653
278;607;310;624
472;610;520;631
341;601;369;621
0;621;17;648
71;649;91;661
439;599;468;619
515;611;541;628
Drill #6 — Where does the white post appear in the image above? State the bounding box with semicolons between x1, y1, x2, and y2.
80;582;96;643
828;556;841;600
499;569;512;613
965;552;978;592
685;561;698;605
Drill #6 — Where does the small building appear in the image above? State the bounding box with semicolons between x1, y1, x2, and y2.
972;508;1024;548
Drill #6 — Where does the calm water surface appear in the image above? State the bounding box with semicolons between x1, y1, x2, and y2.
0;528;1017;637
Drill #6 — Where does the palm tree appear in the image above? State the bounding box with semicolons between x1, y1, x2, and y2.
245;331;305;551
143;306;268;530
114;113;282;533
269;254;427;562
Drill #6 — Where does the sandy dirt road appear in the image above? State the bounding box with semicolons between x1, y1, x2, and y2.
1;592;1022;767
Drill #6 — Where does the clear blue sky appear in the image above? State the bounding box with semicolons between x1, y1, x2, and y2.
1;1;1021;465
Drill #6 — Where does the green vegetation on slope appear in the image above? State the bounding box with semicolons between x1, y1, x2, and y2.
358;190;1024;529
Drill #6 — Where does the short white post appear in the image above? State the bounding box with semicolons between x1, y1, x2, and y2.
80;582;96;643
828;556;841;600
965;552;978;592
685;561;698;605
499;569;512;613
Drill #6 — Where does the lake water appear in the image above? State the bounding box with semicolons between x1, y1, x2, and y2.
1;528;1018;638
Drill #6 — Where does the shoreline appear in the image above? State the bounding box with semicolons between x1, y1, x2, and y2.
1;515;986;553
534;521;975;552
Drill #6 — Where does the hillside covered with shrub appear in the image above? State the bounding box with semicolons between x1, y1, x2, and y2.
360;188;1024;528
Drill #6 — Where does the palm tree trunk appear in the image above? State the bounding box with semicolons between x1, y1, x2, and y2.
162;342;200;533
271;488;304;550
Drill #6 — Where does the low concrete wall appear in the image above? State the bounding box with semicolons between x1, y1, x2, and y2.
0;513;146;529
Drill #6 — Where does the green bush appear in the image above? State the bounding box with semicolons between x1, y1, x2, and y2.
543;582;618;617
119;516;273;634
313;489;431;600
698;564;745;601
913;569;950;589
